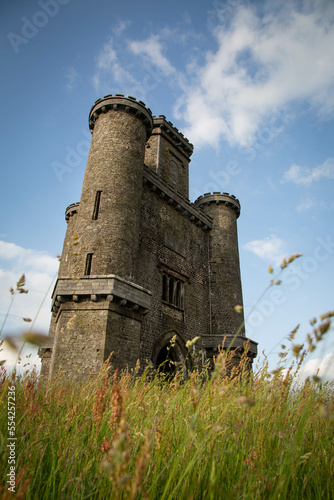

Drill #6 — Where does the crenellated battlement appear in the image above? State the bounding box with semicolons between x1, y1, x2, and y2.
152;115;193;157
65;202;80;222
89;94;154;139
194;192;241;218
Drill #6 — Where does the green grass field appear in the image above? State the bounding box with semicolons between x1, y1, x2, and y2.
1;345;333;500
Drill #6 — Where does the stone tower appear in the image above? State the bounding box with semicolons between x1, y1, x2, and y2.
40;94;257;381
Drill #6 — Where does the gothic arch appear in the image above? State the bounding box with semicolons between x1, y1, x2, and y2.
152;331;191;378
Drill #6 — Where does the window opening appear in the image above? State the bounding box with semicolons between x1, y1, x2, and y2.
169;278;174;304
92;191;102;220
84;253;93;276
162;272;184;309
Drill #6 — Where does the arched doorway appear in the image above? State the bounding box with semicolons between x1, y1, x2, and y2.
152;332;190;379
156;343;178;376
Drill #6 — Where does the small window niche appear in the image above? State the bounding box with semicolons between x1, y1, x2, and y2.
84;253;93;276
162;271;184;310
92;191;102;220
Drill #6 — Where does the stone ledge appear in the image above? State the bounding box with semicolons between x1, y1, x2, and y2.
202;334;258;357
51;275;151;316
143;166;213;230
151;115;193;157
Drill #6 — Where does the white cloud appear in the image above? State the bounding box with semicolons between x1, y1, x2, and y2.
296;197;317;212
128;35;177;77
175;2;334;147
282;158;334;185
0;241;58;343
112;19;131;36
296;352;334;382
0;340;41;376
64;66;80;92
91;2;334;149
244;235;285;265
93;36;139;94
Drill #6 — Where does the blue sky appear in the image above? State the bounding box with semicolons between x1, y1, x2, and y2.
1;0;334;379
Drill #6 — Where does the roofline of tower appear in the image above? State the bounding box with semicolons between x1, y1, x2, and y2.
143;165;213;231
152;115;194;156
194;192;241;218
65;202;80;221
88;94;154;139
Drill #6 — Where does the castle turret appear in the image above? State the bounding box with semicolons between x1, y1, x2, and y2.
43;96;153;381
63;95;153;279
40;95;257;383
195;193;257;369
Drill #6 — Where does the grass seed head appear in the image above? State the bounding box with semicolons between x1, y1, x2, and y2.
234;396;255;408
320;311;334;321
292;344;304;358
22;332;48;346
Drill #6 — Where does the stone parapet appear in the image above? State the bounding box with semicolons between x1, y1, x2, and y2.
89;94;154;139
143;165;212;230
194;192;241;218
202;334;258;357
51;275;151;315
152;115;193;157
65;202;80;221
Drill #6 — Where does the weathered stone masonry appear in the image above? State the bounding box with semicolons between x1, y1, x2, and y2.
40;94;257;381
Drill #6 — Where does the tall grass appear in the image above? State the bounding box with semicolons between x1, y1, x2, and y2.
1;348;333;499
1;258;333;498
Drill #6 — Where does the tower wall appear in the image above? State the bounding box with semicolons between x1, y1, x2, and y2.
44;96;154;381
195;193;257;363
144;116;193;199
57;203;80;278
196;193;244;337
69;95;153;280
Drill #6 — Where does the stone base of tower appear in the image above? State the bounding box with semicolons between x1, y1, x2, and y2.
40;275;151;382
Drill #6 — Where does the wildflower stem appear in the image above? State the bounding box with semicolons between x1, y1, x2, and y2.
0;293;16;336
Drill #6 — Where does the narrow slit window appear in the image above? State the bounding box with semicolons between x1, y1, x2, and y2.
84;253;93;276
92;191;102;220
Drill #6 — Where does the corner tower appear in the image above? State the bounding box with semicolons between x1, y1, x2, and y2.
65;95;153;279
43;96;153;381
195;193;257;369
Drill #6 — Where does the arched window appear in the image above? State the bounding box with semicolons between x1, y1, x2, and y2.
162;272;185;310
